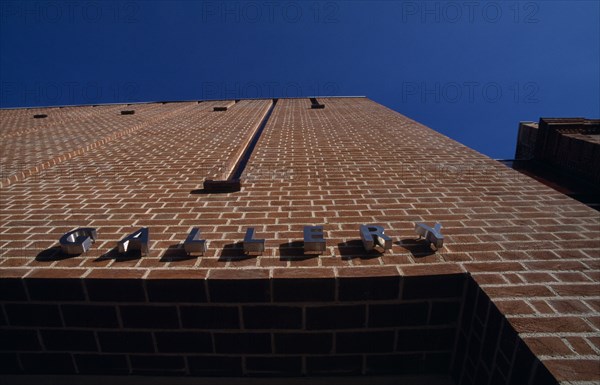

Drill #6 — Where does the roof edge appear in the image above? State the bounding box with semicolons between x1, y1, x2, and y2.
0;96;368;110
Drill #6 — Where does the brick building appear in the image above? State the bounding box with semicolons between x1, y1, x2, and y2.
0;98;598;384
501;118;600;211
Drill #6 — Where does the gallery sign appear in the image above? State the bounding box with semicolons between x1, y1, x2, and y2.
58;223;444;256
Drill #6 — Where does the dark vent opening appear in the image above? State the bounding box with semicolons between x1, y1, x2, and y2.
310;98;325;109
214;100;238;112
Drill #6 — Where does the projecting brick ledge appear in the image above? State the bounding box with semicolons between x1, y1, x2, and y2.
1;263;598;383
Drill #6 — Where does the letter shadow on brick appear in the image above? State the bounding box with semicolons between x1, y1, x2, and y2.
160;244;195;262
279;241;318;260
219;242;253;261
337;240;383;260
396;238;435;257
35;246;72;261
95;247;141;263
189;188;213;195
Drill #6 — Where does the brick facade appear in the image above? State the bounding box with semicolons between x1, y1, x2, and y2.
0;98;598;383
511;119;600;210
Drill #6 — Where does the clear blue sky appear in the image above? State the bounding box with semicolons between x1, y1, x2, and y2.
1;0;598;158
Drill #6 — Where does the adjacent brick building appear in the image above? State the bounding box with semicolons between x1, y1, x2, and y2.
504;118;600;210
0;98;598;384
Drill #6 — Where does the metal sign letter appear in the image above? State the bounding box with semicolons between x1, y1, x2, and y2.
118;227;150;256
243;227;265;254
59;228;98;255
183;227;207;256
414;222;444;249
304;225;326;253
359;224;392;251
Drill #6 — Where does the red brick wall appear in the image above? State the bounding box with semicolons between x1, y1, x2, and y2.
454;276;557;385
515;123;537;159
0;98;598;382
